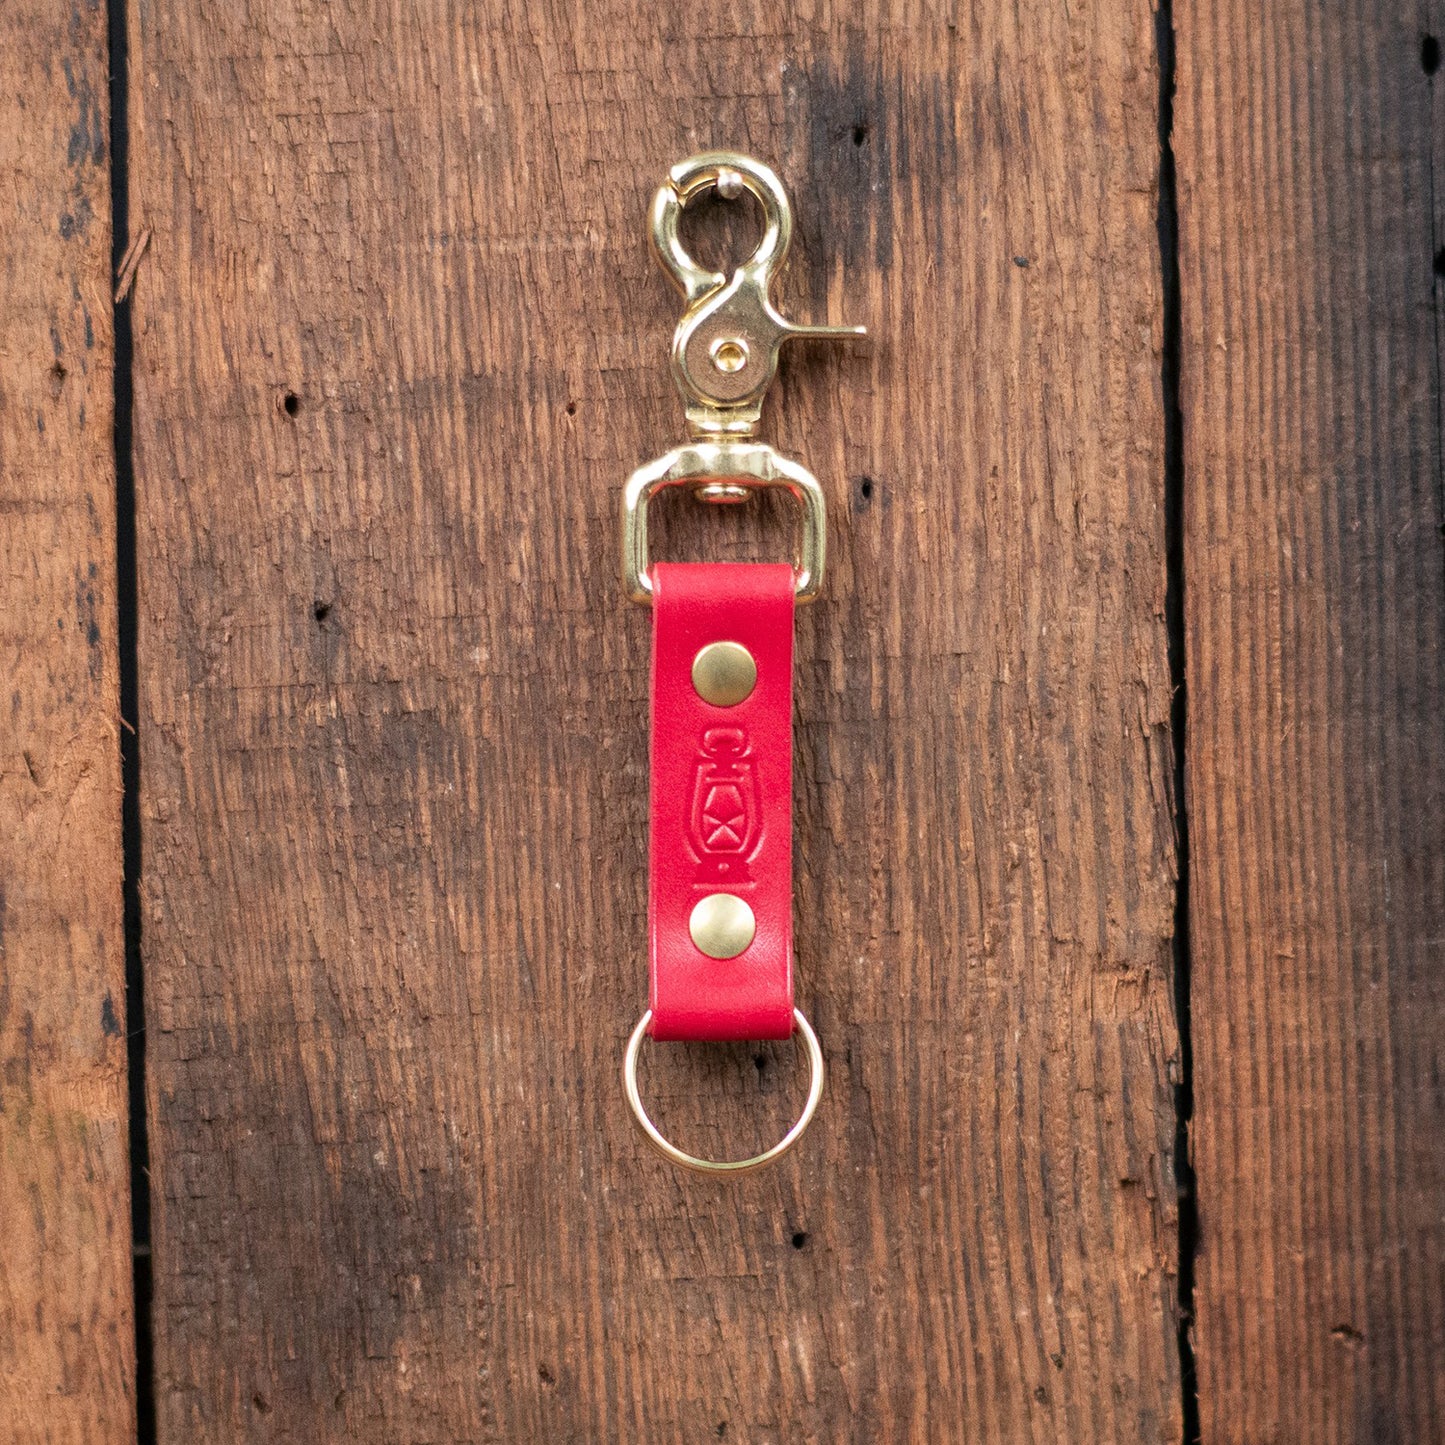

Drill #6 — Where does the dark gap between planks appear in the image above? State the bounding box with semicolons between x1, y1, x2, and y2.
108;0;156;1437
1155;3;1202;1442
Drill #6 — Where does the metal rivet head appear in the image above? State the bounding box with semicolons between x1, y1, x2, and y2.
692;641;757;706
709;336;749;374
689;893;756;959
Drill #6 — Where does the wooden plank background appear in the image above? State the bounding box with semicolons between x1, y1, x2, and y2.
0;1;134;1441
3;0;1443;1440
125;1;1179;1440
1176;2;1445;1440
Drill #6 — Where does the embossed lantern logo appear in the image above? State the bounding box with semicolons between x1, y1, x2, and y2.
688;727;762;884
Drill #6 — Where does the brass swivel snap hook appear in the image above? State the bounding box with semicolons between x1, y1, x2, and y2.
622;152;867;604
650;152;866;443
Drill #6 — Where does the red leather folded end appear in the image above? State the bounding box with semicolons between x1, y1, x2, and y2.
648;562;796;1041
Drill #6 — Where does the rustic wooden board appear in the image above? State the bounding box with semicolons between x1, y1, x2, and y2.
130;2;1180;1438
1175;2;1445;1439
0;1;133;1440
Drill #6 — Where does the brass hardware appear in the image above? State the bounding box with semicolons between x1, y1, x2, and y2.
715;166;744;201
650;151;865;436
709;337;749;374
623;1008;826;1175
691;641;757;707
688;892;757;958
622;440;827;604
622;151;866;605
692;480;752;503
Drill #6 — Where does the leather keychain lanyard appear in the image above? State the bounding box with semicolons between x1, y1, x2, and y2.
620;152;865;1174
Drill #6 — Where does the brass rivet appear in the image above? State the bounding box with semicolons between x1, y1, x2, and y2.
692;641;757;706
709;336;749;374
689;893;756;959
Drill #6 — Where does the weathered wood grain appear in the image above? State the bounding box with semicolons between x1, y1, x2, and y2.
1175;2;1445;1439
0;1;133;1440
130;2;1180;1438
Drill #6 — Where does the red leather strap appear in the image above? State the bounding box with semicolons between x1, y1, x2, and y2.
648;562;796;1041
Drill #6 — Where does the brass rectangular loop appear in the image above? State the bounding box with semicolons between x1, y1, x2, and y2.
620;441;827;605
